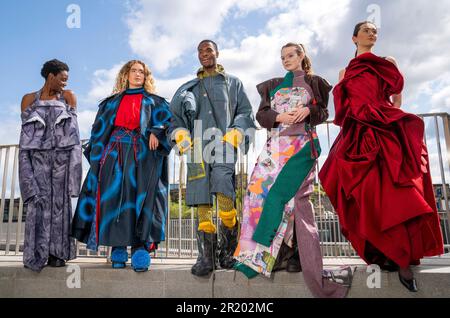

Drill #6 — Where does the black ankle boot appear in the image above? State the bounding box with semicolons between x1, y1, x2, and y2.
286;248;302;273
218;221;239;269
47;254;66;267
191;230;217;277
398;272;418;292
273;242;293;272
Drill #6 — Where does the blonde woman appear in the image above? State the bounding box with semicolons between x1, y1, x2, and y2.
72;60;172;272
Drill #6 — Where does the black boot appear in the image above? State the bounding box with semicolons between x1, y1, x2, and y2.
47;254;66;267
273;241;295;272
191;230;217;277
286;246;302;273
218;221;239;269
398;267;418;292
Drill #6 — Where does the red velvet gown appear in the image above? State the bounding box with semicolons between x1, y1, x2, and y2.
319;52;444;268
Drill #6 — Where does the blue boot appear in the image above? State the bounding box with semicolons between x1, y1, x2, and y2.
131;248;151;272
111;247;128;269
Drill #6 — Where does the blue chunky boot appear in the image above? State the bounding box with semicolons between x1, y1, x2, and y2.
111;246;128;269
131;247;151;272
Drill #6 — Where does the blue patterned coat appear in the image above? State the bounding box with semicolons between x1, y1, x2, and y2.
71;90;172;250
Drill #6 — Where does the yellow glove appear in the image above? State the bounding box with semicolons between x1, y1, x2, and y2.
174;129;192;154
223;129;243;148
198;221;217;233
219;209;237;228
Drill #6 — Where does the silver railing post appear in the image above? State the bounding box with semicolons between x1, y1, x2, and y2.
178;155;184;258
0;147;11;253
436;114;450;250
5;147;19;254
191;206;195;258
166;154;175;258
15;197;24;254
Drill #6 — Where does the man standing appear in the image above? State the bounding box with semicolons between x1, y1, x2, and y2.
170;40;256;276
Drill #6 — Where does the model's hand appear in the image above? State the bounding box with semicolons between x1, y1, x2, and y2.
421;150;428;174
292;105;310;123
149;133;159;150
174;129;192;154
276;112;296;125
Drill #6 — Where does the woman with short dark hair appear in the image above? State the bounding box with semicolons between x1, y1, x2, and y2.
19;59;82;271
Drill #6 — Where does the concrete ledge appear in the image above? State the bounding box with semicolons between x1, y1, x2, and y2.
0;257;449;298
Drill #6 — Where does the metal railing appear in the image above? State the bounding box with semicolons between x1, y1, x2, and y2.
1;113;450;259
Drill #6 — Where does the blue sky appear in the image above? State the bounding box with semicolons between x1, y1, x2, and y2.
0;1;286;129
1;0;450;183
0;0;129;110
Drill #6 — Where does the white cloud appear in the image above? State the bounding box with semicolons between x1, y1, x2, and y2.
218;0;352;117
82;63;124;107
365;0;450;113
154;75;194;100
427;72;450;113
124;0;298;73
0;104;21;145
233;0;285;14
0;119;20;145
125;0;237;73
265;0;351;49
77;110;97;140
78;63;125;139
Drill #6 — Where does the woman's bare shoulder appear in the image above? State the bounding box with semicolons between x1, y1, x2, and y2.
338;69;346;81
21;92;36;112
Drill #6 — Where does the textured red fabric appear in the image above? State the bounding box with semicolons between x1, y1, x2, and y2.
114;94;143;130
319;52;444;268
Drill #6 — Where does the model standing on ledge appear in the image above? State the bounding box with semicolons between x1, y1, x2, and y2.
71;60;172;272
319;21;444;292
19;59;81;272
233;43;352;298
170;40;256;277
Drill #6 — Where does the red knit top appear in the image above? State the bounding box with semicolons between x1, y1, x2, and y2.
114;93;143;130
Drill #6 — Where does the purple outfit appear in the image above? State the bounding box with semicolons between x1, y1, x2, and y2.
19;90;81;271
